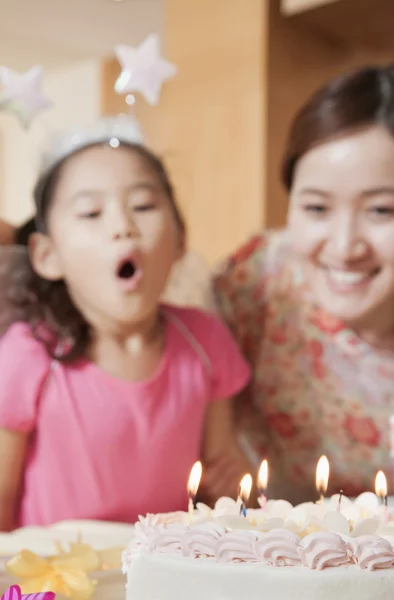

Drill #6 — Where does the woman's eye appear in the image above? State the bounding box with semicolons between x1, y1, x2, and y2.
133;203;156;212
302;204;329;215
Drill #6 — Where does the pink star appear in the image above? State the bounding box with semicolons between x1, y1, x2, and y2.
115;34;178;106
0;65;52;128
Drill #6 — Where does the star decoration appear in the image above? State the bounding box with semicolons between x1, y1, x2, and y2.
115;34;178;106
0;65;52;129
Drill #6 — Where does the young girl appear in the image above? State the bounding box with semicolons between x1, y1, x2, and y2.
0;117;251;530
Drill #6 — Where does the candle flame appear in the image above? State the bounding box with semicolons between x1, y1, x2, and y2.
258;459;269;490
239;473;253;503
375;470;387;499
187;461;202;497
315;455;329;494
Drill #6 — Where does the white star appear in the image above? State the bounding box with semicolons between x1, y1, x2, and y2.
0;65;52;129
115;34;178;106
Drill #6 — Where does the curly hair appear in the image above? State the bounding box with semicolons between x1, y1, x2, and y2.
6;143;185;363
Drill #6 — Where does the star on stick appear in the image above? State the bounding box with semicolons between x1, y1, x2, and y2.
115;34;178;106
0;65;52;129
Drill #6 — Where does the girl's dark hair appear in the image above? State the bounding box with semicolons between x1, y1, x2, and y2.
7;142;185;362
282;64;394;190
15;217;37;246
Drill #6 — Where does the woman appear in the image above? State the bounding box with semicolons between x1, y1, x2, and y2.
214;64;394;504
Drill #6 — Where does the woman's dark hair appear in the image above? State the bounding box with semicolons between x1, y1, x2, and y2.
7;142;185;362
282;64;394;191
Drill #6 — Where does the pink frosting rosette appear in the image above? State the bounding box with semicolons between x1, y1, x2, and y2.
349;535;394;570
298;532;351;570
255;529;302;567
182;523;226;558
215;530;262;563
155;524;187;555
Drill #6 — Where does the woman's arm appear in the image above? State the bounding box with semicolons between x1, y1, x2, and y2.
200;398;255;504
0;428;28;530
0;220;15;245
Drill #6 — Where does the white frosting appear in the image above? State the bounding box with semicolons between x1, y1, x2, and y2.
154;524;185;555
123;516;394;573
298;532;351;570
127;554;394;600
349;535;394;570
124;498;394;600
254;529;301;566
121;517;186;571
215;530;262;563
182;522;225;558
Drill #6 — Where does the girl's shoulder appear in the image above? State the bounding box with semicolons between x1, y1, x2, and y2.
163;304;251;399
0;321;51;371
163;304;234;348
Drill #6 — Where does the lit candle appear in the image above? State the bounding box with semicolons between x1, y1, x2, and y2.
375;470;388;523
187;461;202;519
238;474;253;517
257;459;269;510
315;455;329;504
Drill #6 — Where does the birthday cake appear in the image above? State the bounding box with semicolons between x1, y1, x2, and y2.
123;495;394;600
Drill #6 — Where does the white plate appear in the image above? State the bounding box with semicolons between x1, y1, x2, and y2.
0;520;134;558
0;521;131;600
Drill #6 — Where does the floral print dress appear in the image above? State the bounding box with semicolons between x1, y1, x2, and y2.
214;230;394;504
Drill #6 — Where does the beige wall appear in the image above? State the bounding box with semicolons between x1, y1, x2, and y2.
0;60;100;224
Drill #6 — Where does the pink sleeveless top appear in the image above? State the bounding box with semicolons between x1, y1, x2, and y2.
0;304;250;525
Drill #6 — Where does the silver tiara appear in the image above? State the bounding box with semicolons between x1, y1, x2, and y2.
39;114;145;177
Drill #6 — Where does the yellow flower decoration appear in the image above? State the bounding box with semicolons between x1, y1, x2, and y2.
5;542;102;600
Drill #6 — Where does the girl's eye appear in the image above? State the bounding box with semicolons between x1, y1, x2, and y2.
368;206;394;218
79;211;101;219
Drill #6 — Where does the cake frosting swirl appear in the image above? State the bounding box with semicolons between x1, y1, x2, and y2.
124;515;394;573
254;529;301;567
297;532;351;570
215;530;262;563
182;522;226;558
122;518;185;569
349;535;394;570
